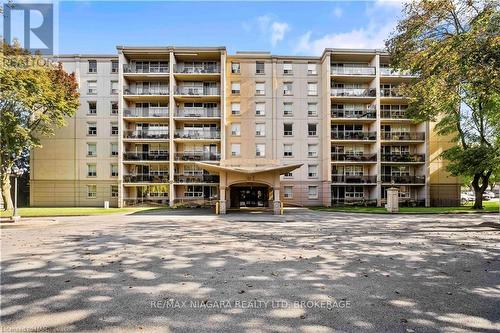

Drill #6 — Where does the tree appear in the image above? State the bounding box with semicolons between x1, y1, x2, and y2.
386;0;500;209
0;42;80;210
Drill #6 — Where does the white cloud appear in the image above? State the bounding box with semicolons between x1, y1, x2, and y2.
332;7;343;18
243;15;290;48
271;22;290;47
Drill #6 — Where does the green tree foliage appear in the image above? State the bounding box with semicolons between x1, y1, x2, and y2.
0;42;80;210
386;0;500;209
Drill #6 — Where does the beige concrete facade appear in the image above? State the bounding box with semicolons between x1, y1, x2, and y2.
30;47;460;209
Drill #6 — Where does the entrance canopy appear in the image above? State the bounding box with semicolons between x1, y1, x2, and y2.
195;162;303;175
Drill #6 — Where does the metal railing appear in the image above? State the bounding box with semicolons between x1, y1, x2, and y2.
174;152;221;161
123;87;169;95
380;67;413;76
381;110;409;119
173;174;220;183
123;152;169;161
174;130;221;139
124;107;169;118
331;132;377;140
381;175;426;184
331;198;378;206
331;88;377;97
381;132;425;141
380;89;403;97
123;64;169;74
123;174;169;183
331;175;377;183
331;153;377;162
175;86;220;96
175;108;221;118
174;64;220;74
331;67;376;75
123;197;169;206
123;130;169;139
331;109;376;119
381;154;425;162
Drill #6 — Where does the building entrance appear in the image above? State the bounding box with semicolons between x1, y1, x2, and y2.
229;185;270;208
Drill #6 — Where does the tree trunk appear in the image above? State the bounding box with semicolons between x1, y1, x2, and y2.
471;171;492;209
1;172;13;211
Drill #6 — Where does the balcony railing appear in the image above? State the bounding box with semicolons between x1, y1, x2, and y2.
381;175;426;184
331;67;376;75
381;110;409;119
331;198;378;206
123;197;169;206
381;154;425;162
331;153;377;162
123;152;169;161
331;175;377;183
174;152;221;161
380;89;403;97
331;88;376;97
123;87;169;95
331;109;376;119
123;64;169;74
175;87;220;96
175;108;221;118
174;174;220;183
381;132;425;141
124;107;169;118
174;130;221;139
331;132;377;140
380;67;413;76
123;130;169;139
123;174;169;183
174;65;220;74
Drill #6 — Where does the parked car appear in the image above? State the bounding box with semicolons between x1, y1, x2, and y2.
484;191;496;199
461;192;475;205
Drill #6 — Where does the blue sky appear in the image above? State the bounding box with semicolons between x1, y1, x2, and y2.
11;0;407;56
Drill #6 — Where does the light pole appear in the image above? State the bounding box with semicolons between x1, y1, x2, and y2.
10;166;24;222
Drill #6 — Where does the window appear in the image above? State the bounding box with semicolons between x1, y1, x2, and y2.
88;60;97;73
283;82;293;95
307;82;318;96
88;101;97;115
308;185;318;199
307;63;317;75
283;62;293;75
87;122;97;136
284;123;293;136
283;144;293;157
87;164;97;177
231;144;240;157
231;62;240;74
256;144;266;157
255;123;265;136
308;103;318;117
231;102;240;115
111;123;118;136
111;164;118;177
308;165;318;178
255;102;265;116
111;185;118;197
308;144;319;158
111;81;118;95
256;61;265;74
284;186;293;199
284;172;293;178
111;101;118;115
255;82;265;95
111;60;118;73
308;123;318;136
87;143;97;157
283;102;293;116
87;80;97;95
87;185;97;198
110;142;118;156
231;123;241;136
231;82;240;94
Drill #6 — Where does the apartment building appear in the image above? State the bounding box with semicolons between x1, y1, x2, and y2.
30;47;460;212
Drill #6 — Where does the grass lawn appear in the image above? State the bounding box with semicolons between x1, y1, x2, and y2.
0;207;166;218
312;200;500;214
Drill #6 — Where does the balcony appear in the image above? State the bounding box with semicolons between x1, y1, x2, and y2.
123;64;169;74
331;132;377;140
331;109;376;119
123;174;169;183
123;197;169;206
381;132;425;141
123;130;169;139
331;88;376;97
381;175;425;184
124;107;169;118
381;110;409;119
380;67;413;76
331;198;378;206
174;174;220;183
174;152;221;161
331;175;377;184
380;88;403;97
331;67;376;75
174;130;221;140
331;153;377;162
175;86;220;96
174;64;220;74
123;152;169;161
123;87;169;95
175;108;221;118
381;154;425;163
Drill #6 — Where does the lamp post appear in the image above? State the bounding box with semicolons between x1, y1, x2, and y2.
10;166;24;222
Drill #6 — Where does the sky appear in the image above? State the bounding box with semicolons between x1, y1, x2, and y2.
6;0;408;56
